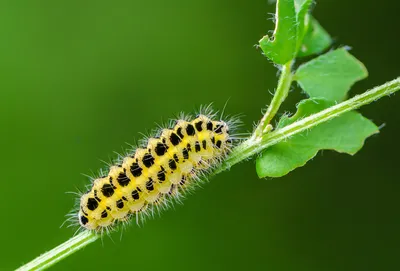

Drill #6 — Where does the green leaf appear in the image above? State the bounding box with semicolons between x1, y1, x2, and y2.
294;48;368;101
259;0;297;64
256;98;379;178
295;0;313;53
259;0;315;63
297;16;332;57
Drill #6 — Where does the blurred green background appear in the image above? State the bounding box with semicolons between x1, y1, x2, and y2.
1;0;399;270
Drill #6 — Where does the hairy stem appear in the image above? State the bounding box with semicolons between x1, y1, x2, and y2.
16;231;98;271
16;77;400;271
218;77;400;173
253;60;293;138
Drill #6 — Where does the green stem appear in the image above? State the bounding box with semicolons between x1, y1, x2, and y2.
16;231;98;271
16;77;400;271
253;60;293;138
217;77;400;174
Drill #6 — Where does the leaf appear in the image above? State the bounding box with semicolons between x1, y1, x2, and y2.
294;0;313;54
256;98;379;178
259;0;297;64
294;48;368;101
259;0;315;64
297;16;332;57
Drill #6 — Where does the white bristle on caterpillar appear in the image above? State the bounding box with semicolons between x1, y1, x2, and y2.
71;107;240;233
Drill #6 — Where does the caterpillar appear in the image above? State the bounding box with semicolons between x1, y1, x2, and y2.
73;108;239;232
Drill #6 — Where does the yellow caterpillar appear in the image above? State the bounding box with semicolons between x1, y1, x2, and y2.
76;112;236;232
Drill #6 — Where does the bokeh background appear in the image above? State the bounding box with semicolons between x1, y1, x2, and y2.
1;0;399;270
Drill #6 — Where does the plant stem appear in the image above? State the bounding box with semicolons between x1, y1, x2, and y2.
217;77;400;173
16;231;98;271
253;60;293;138
16;77;400;271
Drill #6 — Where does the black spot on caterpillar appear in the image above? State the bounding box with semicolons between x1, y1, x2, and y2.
73;108;240;232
